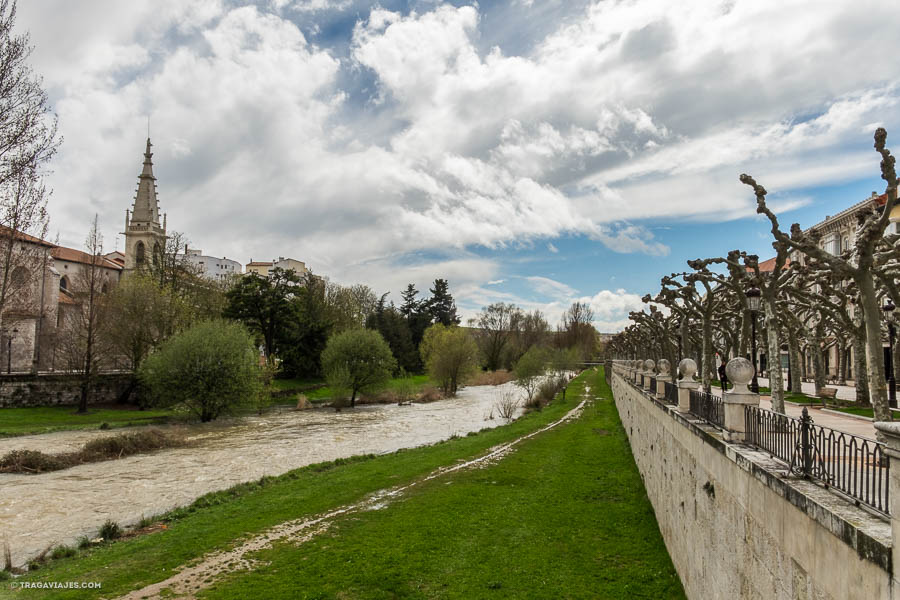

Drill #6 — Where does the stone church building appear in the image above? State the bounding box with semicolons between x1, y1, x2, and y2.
0;138;166;372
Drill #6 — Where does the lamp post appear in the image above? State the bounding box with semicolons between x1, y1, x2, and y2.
747;286;761;393
883;300;896;409
6;328;17;374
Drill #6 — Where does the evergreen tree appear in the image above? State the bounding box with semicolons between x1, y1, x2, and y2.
426;278;460;326
400;284;419;320
367;294;419;373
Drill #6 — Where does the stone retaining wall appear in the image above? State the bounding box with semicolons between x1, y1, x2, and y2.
0;372;137;408
611;370;892;600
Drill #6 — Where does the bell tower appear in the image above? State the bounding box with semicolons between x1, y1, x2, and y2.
123;138;167;273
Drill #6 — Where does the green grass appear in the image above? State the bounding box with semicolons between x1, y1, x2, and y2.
270;377;325;392
6;369;682;599
301;374;433;403
0;405;175;437
783;393;823;404
199;370;684;600
830;406;874;418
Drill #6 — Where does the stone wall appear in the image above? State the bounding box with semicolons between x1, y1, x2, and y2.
0;372;137;408
611;371;892;600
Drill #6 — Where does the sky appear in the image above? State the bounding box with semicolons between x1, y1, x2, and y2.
17;0;900;332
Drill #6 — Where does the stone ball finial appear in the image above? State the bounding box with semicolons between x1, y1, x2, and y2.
726;357;754;394
644;359;655;373
678;358;697;381
633;359;641;370
657;359;670;375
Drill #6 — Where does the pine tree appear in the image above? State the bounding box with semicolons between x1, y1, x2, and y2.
426;278;460;326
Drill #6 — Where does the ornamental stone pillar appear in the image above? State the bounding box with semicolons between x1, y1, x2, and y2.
656;359;671;400
722;357;759;442
643;359;655;390
676;358;699;413
873;421;900;597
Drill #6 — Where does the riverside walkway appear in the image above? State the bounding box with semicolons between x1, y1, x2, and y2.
708;377;877;439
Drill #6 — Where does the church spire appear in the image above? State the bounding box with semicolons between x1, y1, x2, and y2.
131;137;161;225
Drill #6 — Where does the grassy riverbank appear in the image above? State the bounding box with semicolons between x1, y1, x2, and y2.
0;405;174;437
3;368;683;599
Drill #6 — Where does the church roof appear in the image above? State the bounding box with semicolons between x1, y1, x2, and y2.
0;225;55;248
131;138;161;225
51;246;123;270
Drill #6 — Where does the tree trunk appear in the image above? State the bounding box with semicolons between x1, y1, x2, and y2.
836;343;845;385
764;296;784;413
787;330;802;394
701;315;713;393
857;273;891;421
350;389;357;408
853;331;870;406
811;326;826;400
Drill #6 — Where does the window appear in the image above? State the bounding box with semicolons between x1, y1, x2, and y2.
824;234;840;256
135;241;146;264
841;235;850;252
59;276;68;291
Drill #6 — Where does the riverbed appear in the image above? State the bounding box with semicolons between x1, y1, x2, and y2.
0;383;525;567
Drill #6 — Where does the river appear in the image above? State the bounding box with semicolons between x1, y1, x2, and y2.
0;382;525;567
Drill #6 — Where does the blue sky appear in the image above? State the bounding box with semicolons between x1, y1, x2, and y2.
18;0;900;330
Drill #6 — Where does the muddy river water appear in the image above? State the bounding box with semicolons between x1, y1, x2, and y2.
0;383;526;567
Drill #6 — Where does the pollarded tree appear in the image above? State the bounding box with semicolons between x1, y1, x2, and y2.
321;328;396;408
742;128;897;421
140;320;262;422
420;323;478;395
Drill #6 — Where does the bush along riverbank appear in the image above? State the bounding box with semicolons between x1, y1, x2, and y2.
4;368;683;599
0;429;189;474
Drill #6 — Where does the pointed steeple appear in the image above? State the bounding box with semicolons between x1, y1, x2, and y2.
130;138;161;225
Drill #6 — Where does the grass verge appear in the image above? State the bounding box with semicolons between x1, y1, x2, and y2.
0;405;175;438
198;369;684;599
4;368;682;599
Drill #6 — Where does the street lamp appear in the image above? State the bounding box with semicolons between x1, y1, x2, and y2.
883;300;896;408
747;286;762;393
6;327;17;374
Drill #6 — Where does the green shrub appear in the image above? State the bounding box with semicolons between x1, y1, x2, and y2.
139;320;263;422
99;520;122;541
321;329;396;408
0;569;10;581
76;536;92;549
50;545;76;560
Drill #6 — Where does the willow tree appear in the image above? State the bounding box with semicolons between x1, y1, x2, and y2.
741;128;897;421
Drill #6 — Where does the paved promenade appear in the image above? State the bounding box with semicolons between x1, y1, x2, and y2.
708;377;877;439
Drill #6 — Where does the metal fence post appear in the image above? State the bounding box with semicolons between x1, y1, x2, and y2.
800;407;812;478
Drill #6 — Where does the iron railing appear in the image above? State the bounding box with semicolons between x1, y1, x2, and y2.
664;381;678;405
648;376;657;392
689;389;724;428
745;405;889;516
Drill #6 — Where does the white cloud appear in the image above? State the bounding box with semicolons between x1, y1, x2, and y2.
525;275;577;298
17;0;900;303
546;242;558;253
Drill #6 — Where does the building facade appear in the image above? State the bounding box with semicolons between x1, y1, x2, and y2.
245;257;308;278
183;249;241;281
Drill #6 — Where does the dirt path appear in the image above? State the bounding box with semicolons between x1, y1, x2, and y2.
119;391;593;600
